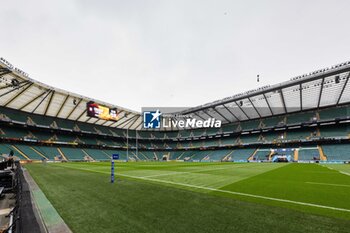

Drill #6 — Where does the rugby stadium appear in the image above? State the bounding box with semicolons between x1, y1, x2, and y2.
0;57;350;233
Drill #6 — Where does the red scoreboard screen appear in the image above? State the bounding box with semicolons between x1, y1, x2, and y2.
87;101;119;121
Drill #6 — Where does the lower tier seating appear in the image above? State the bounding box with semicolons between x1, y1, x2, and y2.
322;144;350;161
230;148;255;161
298;148;320;161
1;143;350;162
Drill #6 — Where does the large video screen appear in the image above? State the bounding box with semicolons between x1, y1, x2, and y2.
87;101;119;121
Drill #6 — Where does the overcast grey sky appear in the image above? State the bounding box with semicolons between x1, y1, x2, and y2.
1;0;350;111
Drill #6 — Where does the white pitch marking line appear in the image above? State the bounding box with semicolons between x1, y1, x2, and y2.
142;165;243;178
119;173;350;213
340;171;350;176
60;165;350;213
306;182;350;188
319;164;350;176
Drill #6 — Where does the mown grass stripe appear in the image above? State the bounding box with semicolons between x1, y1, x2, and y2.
57;164;350;213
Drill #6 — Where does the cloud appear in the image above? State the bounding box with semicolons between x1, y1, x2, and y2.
1;0;350;111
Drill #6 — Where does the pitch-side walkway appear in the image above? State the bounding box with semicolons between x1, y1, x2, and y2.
23;168;72;233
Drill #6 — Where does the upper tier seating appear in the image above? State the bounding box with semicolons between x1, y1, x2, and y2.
263;116;285;128
286;129;313;140
1;126;30;139
152;131;166;139
286;112;316;125
221;123;239;133
240;134;259;144
318;106;349;120
320;125;349;138
165;131;179;139
220;137;237;146
240;120;260;130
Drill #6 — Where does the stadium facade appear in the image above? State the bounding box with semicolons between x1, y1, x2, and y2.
1;57;350;163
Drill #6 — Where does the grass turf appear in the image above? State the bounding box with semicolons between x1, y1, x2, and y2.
25;162;350;233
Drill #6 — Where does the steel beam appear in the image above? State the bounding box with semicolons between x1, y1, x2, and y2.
4;82;33;107
56;95;69;117
66;98;83;119
317;77;325;108
263;93;274;116
248;97;261;118
31;90;52;114
337;72;350;105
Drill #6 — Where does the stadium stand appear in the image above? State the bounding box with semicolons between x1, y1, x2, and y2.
253;150;270;161
84;148;111;161
322;144;350;161
230;149;255;161
206;149;233;161
1;59;350;163
59;147;87;161
298;148;320;161
34;146;61;160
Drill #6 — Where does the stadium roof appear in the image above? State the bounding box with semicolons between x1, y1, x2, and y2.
1;57;350;131
0;58;142;130
177;60;350;126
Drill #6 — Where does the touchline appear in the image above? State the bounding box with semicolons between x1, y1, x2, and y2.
163;118;222;128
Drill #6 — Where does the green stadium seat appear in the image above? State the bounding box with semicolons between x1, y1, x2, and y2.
253;150;270;160
286;129;313;140
287;112;315;125
84;149;110;161
298;148;320;160
14;144;43;160
206;128;219;135
0;144;27;160
165;131;179;139
191;140;204;148
103;150;127;160
221;123;239;133
240;120;260;130
322;144;350;161
263;116;285;128
169;151;184;160
230;148;255;161
192;129;206;137
220;137;237;146
34;146;61;160
1;126;30;139
191;151;211;161
318;106;349;120
60;147;87;160
203;139;219;147
207;150;232;161
320;125;349;138
240;134;259;144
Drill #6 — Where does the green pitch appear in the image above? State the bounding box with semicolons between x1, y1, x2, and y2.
25;162;350;233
